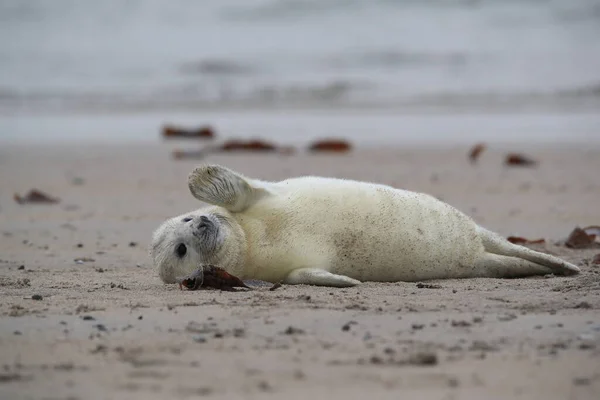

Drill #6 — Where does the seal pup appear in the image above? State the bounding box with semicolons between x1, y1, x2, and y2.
150;164;580;287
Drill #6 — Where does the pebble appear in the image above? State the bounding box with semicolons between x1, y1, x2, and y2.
192;335;207;343
283;326;305;335
341;321;357;331
408;352;438;366
574;301;591;309
31;294;43;301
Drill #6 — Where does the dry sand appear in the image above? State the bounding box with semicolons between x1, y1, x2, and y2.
1;142;599;400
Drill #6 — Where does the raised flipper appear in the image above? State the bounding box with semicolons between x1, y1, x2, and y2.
477;227;580;276
284;268;361;287
188;164;272;212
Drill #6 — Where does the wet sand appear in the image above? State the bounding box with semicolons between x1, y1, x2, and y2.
0;142;599;400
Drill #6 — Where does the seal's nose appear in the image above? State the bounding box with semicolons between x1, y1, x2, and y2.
198;215;211;230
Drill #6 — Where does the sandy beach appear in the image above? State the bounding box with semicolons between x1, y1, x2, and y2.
0;141;599;400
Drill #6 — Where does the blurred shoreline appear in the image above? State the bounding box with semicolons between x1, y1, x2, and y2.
3;108;600;146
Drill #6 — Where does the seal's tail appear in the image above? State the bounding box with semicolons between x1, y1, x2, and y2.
477;227;581;276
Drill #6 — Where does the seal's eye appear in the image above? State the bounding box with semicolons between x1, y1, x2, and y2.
175;243;187;258
182;217;192;223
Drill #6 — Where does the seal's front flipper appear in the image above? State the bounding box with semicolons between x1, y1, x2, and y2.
284;268;361;287
188;164;272;212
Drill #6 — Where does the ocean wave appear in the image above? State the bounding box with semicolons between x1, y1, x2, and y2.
2;81;600;115
222;0;366;21
179;59;259;76
325;50;469;69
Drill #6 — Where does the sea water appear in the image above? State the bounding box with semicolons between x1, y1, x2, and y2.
1;0;599;144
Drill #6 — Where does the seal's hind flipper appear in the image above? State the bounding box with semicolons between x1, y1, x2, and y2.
477;227;580;276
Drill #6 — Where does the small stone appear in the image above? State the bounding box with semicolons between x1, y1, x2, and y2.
451;320;472;327
76;243;83;248
411;324;425;330
498;314;517;322
233;328;245;338
192;335;206;343
341;321;357;331
408;352;438;366
573;377;590;386
579;342;595;350
13;331;22;335
416;283;442;289
17;265;24;270
472;317;483;323
31;294;43;301
128;242;137;247
138;315;143;320
90;344;107;354
74;257;95;263
283;326;305;335
369;355;384;365
81;315;95;321
94;324;107;332
448;378;460;388
574;301;591;309
257;380;272;392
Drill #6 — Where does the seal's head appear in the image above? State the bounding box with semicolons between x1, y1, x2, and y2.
150;207;245;283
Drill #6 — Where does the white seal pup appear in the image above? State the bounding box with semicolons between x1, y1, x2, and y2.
150;164;580;287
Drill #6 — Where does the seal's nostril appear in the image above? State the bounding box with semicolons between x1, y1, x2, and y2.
200;216;209;223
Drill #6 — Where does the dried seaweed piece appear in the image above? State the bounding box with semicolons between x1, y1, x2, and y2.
172;149;205;160
308;139;352;153
468;143;486;164
221;139;277;152
177;265;250;291
162;125;215;139
582;226;600;243
507;236;546;245
564;227;598;249
172;138;296;160
504;153;537;167
14;189;60;205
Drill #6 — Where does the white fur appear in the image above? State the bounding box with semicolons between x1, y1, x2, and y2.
150;165;580;287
